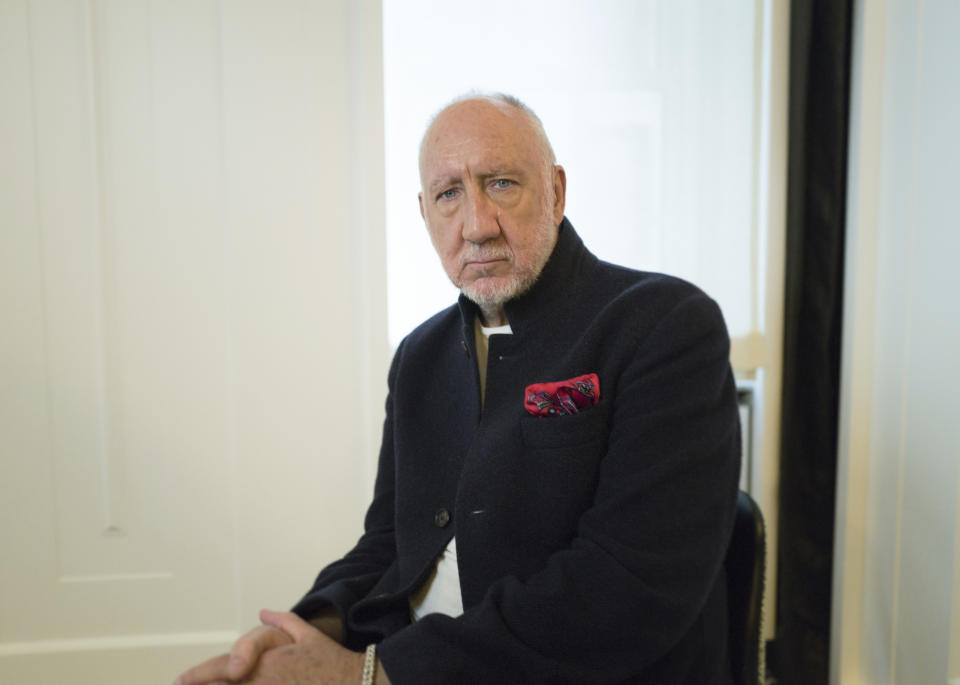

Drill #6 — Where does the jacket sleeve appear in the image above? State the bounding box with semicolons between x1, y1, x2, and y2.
376;293;742;684
290;341;404;644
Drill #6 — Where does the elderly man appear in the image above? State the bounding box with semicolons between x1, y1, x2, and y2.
176;93;740;685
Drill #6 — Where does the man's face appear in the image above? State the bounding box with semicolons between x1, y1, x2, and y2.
418;99;566;318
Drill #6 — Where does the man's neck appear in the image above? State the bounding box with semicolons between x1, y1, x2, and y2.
478;305;508;328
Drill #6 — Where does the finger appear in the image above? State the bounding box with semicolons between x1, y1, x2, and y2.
227;625;292;680
174;652;231;685
259;609;320;644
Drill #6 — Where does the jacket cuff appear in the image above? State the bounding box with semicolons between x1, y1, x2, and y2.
290;580;358;644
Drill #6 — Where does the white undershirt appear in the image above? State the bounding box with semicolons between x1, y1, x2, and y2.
480;323;514;336
408;320;513;621
408;538;463;621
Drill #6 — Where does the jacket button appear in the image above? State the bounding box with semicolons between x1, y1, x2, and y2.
434;508;451;528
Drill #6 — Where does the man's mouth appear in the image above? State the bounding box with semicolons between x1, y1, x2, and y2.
463;253;510;268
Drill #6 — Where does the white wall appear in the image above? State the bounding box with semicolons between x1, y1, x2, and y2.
833;0;960;683
0;1;387;683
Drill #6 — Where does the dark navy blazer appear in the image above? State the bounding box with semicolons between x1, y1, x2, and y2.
293;219;741;684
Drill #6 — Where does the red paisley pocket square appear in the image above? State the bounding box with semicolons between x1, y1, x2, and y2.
524;373;600;416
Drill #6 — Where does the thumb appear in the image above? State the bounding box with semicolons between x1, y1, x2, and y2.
259;609;318;643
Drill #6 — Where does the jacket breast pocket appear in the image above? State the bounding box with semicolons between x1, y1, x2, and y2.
519;401;609;449
516;404;609;545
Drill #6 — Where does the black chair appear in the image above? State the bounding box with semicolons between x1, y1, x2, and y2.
725;490;766;685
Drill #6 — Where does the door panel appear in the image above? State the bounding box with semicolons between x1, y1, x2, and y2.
0;1;387;682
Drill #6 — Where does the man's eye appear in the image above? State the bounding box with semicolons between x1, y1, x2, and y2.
438;189;459;201
492;179;514;189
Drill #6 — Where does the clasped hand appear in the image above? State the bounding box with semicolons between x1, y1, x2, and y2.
174;609;363;685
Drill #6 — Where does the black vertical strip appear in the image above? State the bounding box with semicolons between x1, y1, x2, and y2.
773;1;854;683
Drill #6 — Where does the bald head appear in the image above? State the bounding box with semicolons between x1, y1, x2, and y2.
418;93;556;187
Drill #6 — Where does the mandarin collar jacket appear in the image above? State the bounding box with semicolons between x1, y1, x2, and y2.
294;218;741;684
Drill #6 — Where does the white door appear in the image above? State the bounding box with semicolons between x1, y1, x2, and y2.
0;1;387;683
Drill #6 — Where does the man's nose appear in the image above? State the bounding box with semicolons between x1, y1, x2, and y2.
462;190;501;243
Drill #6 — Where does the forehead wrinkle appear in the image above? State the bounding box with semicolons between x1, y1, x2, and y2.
429;135;526;169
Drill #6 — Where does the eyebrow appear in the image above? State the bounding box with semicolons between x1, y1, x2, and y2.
428;175;460;193
483;165;528;181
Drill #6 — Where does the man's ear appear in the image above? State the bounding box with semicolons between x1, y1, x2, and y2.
418;192;425;220
552;165;567;225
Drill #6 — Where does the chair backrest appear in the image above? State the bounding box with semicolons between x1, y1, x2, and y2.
725;490;766;685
